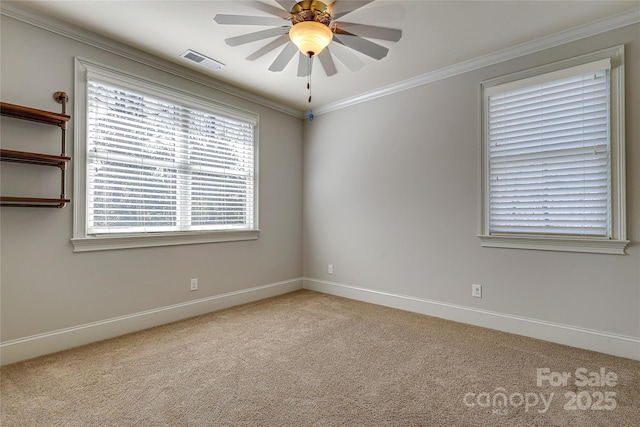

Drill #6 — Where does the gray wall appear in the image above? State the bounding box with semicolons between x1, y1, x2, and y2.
303;24;640;340
1;15;303;342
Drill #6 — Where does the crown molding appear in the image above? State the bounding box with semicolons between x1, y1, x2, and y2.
0;2;304;118
314;8;640;115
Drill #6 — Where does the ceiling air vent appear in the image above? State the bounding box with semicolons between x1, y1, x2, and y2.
180;50;225;71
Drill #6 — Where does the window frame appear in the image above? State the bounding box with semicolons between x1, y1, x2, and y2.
478;46;628;255
72;57;260;252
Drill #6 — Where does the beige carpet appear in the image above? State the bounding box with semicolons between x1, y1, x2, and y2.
1;290;639;426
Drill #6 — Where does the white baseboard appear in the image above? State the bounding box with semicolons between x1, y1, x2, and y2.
4;277;637;366
0;278;303;366
303;278;640;361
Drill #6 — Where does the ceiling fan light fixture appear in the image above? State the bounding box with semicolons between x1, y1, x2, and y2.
289;21;333;56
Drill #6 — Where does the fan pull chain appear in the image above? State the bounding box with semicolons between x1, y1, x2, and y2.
307;52;313;103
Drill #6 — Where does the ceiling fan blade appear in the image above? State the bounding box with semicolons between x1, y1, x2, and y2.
214;14;289;26
333;33;389;60
297;52;312;77
318;48;337;76
246;35;290;60
329;44;364;72
274;0;296;12
249;1;292;19
335;23;402;42
225;27;290;46
328;1;374;20
269;42;298;72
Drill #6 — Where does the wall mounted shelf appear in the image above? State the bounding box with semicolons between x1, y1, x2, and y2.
0;101;70;127
1;92;71;208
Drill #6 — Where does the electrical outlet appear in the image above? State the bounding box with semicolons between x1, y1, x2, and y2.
328;264;334;274
190;278;198;291
472;284;482;298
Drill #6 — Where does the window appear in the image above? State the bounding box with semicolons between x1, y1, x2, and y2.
72;58;259;252
479;46;628;254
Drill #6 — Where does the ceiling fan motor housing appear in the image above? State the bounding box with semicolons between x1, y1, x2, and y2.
291;1;333;27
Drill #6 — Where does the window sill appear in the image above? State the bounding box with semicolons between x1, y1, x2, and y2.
478;234;629;255
71;229;260;252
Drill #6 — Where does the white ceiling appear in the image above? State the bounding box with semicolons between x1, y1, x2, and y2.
7;1;640;113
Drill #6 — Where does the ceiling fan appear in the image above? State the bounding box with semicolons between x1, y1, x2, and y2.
213;0;403;79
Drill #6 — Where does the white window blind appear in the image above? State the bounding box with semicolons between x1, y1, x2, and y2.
86;79;255;235
486;60;611;238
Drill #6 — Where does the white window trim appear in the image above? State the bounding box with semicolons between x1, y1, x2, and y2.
478;46;628;255
72;57;260;252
